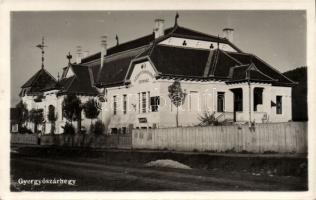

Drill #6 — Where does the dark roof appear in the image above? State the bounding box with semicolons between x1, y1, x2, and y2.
21;68;57;95
97;46;148;87
81;25;241;64
226;52;295;85
149;45;210;77
79;24;293;87
81;34;154;64
58;65;98;95
209;50;241;77
228;63;275;83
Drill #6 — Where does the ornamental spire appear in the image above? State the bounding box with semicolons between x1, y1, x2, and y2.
115;34;119;46
36;37;47;69
66;52;72;64
175;12;179;26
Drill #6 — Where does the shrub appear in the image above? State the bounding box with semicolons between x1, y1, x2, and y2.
198;111;220;126
62;122;75;135
19;126;33;134
90;120;105;135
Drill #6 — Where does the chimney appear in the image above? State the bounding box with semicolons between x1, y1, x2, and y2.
76;45;82;64
83;50;89;58
222;28;234;42
154;19;164;39
100;35;107;68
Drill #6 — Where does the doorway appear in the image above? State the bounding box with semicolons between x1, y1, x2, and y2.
231;88;243;122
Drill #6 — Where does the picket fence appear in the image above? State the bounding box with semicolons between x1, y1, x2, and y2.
132;122;307;153
11;133;38;145
40;134;132;149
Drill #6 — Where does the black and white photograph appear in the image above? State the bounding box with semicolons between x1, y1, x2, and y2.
1;0;315;200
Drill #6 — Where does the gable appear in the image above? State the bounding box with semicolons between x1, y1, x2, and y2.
129;61;157;85
96;46;148;87
65;67;75;78
58;65;98;95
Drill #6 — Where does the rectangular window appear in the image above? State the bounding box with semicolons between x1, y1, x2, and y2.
123;94;127;114
142;92;147;113
234;89;243;112
189;91;199;111
254;88;263;111
111;128;118;134
276;96;282;114
148;92;151;112
138;93;140;114
113;96;117;115
151;96;160;112
122;127;127;134
217;92;225;112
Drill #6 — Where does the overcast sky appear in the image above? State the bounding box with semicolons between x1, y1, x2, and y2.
11;10;306;106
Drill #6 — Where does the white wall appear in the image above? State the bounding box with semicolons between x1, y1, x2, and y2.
158;80;233;127
100;59;293;130
269;86;292;122
158;37;237;52
103;61;161;132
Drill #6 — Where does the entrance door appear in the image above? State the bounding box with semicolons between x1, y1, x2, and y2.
231;88;243;122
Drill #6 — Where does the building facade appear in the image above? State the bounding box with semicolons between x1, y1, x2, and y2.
19;16;296;134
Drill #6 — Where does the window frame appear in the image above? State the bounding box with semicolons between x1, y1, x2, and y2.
276;95;282;115
123;94;127;114
253;88;263;112
150;96;160;112
141;92;147;113
113;95;117;115
217;92;225;112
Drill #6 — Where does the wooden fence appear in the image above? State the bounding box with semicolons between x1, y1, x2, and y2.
11;134;38;145
132;122;307;153
40;134;132;149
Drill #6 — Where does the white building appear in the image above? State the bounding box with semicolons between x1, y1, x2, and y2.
19;15;296;134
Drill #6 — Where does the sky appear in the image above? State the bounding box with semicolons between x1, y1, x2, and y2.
11;10;306;107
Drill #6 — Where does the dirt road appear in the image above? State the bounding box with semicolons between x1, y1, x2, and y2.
11;153;306;191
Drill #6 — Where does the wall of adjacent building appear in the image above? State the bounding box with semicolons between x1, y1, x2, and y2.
21;91;101;134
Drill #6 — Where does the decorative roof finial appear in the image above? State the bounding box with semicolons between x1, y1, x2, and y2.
115;34;119;46
66;52;72;64
36;37;47;69
217;34;220;49
57;72;60;82
175;12;179;26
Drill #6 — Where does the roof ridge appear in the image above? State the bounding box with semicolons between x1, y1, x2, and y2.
220;50;243;65
87;66;95;88
248;62;276;81
176;25;223;40
209;49;220;76
252;55;296;84
42;68;57;82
